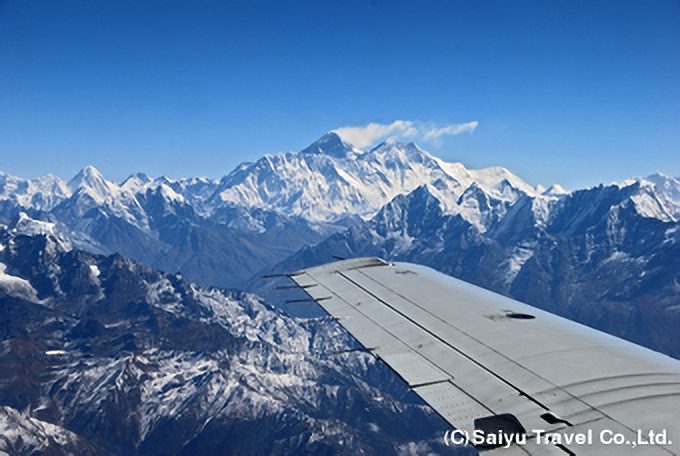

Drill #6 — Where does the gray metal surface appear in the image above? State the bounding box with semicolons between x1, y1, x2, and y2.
292;258;680;455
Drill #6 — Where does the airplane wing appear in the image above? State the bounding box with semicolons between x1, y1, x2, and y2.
289;258;680;455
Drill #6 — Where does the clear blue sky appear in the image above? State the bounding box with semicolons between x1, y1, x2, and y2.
1;0;678;189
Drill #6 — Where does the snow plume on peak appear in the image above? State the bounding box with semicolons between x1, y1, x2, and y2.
333;120;478;149
368;138;424;156
333;120;418;149
423;121;478;140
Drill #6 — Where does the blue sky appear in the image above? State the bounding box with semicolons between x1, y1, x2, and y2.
1;0;678;189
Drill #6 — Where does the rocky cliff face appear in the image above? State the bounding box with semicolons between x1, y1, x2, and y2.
0;225;460;455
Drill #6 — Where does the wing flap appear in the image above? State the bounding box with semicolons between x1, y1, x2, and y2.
378;351;448;387
415;380;490;434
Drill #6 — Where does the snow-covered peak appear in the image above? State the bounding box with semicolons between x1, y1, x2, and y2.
32;174;71;196
370;137;410;151
155;182;186;203
456;182;494;212
615;175;678;221
543;184;569;196
630;183;676;222
121;172;153;192
365;139;430;163
301;131;359;158
0;215;72;299
434;159;532;198
8;212;57;237
181;176;215;186
0;133;558;228
644;173;680;210
208;133;547;223
0;172;71;211
67;165;118;199
59;167;153;232
465;165;539;198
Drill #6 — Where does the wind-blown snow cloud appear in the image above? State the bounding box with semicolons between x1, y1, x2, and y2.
333;121;417;149
423;121;478;139
333;120;478;149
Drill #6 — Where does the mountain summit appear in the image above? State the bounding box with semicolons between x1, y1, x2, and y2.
211;132;539;223
300;131;358;158
67;165;112;195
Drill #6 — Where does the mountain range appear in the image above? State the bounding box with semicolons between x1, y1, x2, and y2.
0;132;563;290
0;220;459;455
0;132;678;453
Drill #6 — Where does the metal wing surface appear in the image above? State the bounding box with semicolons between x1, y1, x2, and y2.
290;258;680;455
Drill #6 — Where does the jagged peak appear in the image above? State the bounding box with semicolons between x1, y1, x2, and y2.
154;181;185;203
543;184;568;196
301;132;356;158
643;173;680;193
122;172;152;185
7;212;57;236
401;184;448;209
67;165;111;193
456;182;489;205
5;212;72;252
410;183;438;198
369;138;423;153
74;165;102;178
646;172;672;180
375;184;444;220
120;172;153;193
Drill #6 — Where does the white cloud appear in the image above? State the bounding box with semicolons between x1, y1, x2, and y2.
333;120;478;149
333;121;416;149
424;121;478;140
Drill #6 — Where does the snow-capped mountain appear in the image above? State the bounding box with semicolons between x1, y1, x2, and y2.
619;173;680;220
1;133;678;354
0;132;546;289
0;226;459;455
0;133;680;353
0;132;680;302
0;172;70;213
210;132;540;223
